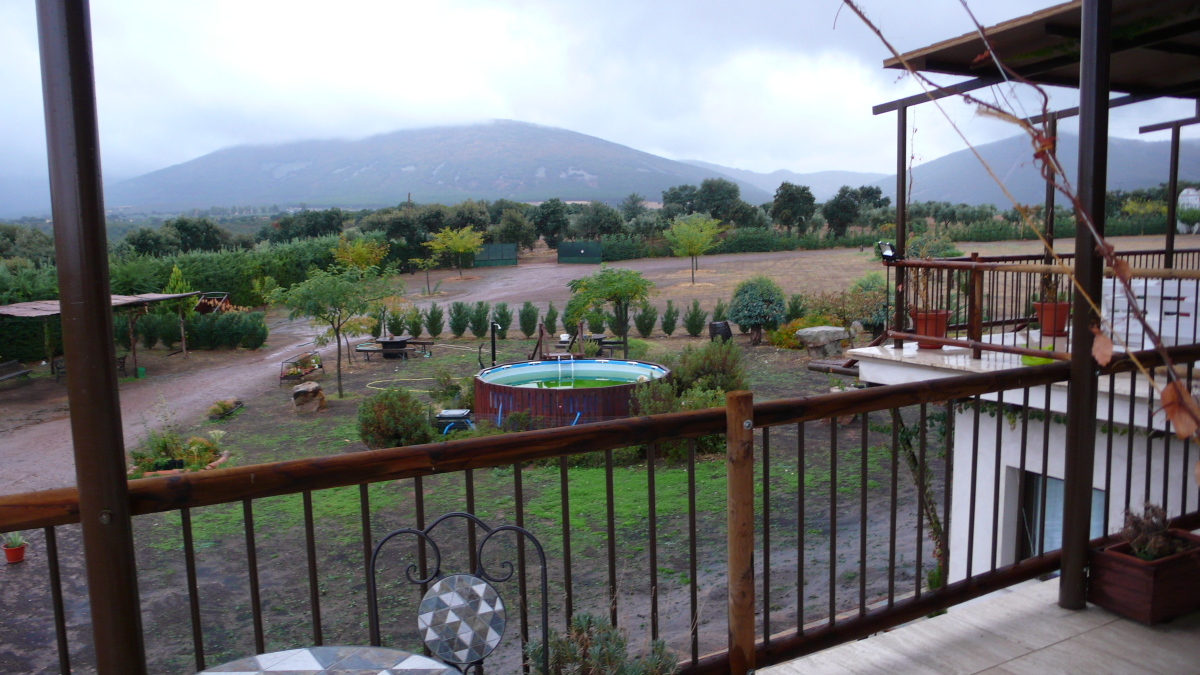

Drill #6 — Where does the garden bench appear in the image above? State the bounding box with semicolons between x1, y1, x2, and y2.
382;346;416;360
408;339;434;355
355;341;383;361
52;355;127;382
0;360;32;384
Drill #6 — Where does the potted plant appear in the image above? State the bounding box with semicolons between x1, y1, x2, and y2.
1088;503;1200;624
908;268;948;349
3;532;27;564
1032;282;1071;337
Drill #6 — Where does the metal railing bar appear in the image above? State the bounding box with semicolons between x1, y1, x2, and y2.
358;485;375;645
648;443;659;641
967;397;980;579
466;469;477;572
558;457;573;622
859;413;868;616
828;418;837;627
242;499;265;654
180;508;205;670
45;526;71;675
990;390;1004;573
605;449;618;627
915;404;927;600
796;423;805;633
887;408;898;607
301;492;322;646
687;439;699;665
1038;387;1051;557
762;427;772;642
514;462;529;672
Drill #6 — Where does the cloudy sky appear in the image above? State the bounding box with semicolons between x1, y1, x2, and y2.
3;0;1200;186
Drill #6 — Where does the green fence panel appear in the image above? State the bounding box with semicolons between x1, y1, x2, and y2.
475;243;517;267
557;241;602;264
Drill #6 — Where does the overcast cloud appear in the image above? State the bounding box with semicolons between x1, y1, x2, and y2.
3;0;1200;188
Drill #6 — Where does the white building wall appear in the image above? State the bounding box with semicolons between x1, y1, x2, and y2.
948;404;1195;584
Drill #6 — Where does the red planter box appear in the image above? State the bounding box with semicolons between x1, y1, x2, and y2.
1088;528;1200;624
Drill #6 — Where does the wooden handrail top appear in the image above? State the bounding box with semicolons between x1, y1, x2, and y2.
887;258;1200;279
2;344;1197;533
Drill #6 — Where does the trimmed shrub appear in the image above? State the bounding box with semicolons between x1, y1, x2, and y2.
386;309;405;336
449;301;470;337
491;302;513;339
404;306;423;338
728;275;785;342
544;302;559;334
357;388;434;449
425;302;445;338
784;293;807;322
518;301;538;338
712;298;728;322
682;300;707;337
600;234;649;261
667;339;746;393
469;301;491;338
660;300;678;336
634;301;658;338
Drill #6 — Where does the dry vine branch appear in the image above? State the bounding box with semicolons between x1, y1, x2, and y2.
842;0;1200;442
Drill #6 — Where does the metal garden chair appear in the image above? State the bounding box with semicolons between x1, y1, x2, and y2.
366;512;549;675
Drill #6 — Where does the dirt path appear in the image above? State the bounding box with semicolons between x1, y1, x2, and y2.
0;313;322;496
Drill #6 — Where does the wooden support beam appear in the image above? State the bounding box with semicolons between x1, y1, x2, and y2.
725;391;756;675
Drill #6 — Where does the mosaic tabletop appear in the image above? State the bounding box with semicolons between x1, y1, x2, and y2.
416;574;507;664
198;645;453;674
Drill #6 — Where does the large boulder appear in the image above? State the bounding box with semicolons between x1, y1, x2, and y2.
293;381;327;413
795;325;851;359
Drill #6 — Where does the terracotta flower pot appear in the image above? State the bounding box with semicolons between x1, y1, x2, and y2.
4;544;26;564
1033;301;1071;337
1088;528;1200;624
909;309;949;349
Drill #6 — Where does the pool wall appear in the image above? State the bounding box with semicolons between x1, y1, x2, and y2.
473;359;669;427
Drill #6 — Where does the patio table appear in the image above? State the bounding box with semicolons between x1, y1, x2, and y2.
198;645;452;674
376;335;412;359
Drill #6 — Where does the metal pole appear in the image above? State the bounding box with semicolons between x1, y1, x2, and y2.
1060;0;1110;611
490;322;498;366
35;0;147;672
1166;123;1180;269
1043;114;1058;263
893;104;908;348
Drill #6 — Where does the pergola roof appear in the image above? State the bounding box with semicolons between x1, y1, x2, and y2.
885;0;1200;98
0;292;201;318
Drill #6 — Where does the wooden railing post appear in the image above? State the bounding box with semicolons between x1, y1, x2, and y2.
967;252;983;359
726;391;755;675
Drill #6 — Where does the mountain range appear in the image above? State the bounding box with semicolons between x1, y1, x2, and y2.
3;120;1200;217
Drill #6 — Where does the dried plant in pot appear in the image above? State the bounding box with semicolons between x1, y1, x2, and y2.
1088;503;1200;624
908;268;948;349
1031;279;1071;337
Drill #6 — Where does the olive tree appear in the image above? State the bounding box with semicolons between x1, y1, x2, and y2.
727;275;785;345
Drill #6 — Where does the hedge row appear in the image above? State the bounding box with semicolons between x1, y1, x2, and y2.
599;229;880;262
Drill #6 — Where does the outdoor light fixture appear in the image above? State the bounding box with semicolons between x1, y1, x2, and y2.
877;241;899;262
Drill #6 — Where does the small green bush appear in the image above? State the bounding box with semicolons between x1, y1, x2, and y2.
584;307;606;334
544;302;559;334
712;298;728;322
491;302;513;339
666;339;746;393
386;309;405;336
525;613;678;675
469;301;491;338
425;302;445;338
728;275;785;342
429;367;462;404
357;388;434;449
634;301;658;338
626;338;650;360
682;300;707;337
660;299;678;336
784;293;807;322
518;301;538;338
448;301;470;337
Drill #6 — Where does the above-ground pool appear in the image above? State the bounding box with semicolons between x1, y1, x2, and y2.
474;359;669;427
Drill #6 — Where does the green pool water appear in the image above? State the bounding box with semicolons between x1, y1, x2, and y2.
527;377;629;389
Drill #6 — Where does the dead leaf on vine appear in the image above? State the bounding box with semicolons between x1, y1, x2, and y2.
1090;326;1113;366
1112;258;1133;283
1160;380;1200;440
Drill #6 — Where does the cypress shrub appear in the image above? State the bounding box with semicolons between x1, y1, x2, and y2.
469;301;491;338
404;307;423;338
544;302;559;334
682;300;707;337
518;301;538;338
634;301;658;338
660;300;678;337
492;302;513;339
425;303;445;338
449;301;470;337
